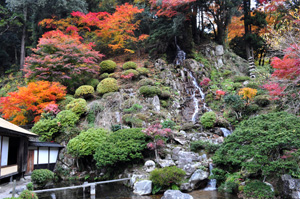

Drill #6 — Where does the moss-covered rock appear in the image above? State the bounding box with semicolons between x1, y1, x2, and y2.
138;78;155;87
97;78;119;95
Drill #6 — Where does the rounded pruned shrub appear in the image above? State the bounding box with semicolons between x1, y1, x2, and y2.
32;118;60;141
58;95;75;111
122;69;139;78
74;85;95;98
67;128;109;157
19;190;38;199
94;128;147;167
31;169;54;188
56;110;79;128
137;67;149;76
66;98;87;116
100;60;116;73
254;95;270;107
97;78;119;95
138;78;154;87
139;86;162;97
87;78;99;88
233;76;251;82
200;111;217;128
100;73;109;80
150;166;186;188
160;91;171;99
122;61;137;70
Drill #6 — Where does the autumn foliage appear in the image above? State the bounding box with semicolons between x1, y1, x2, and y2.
24;30;103;89
0;81;66;125
149;0;196;17
39;3;148;54
238;87;257;103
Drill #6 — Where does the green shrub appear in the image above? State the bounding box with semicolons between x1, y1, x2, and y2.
94;128;147;167
218;172;241;194
26;182;34;191
254;95;270;107
111;124;122;132
124;104;143;113
66;98;87;116
243;180;274;199
58;95;75;111
122;69;139;78
56;110;79;128
139;86;162;97
210;168;227;183
160;100;168;108
87;78;99;88
213;112;300;178
32;118;60;141
160;91;171;99
97;78;119;95
31;169;54;188
100;73;109;80
150;166;186;188
190;140;220;153
232;82;243;90
122;61;137;70
122;114;143;127
19;190;38;199
222;70;232;77
138;78;155;87
244;104;260;114
246;82;259;89
100;60;117;73
161;119;176;129
234;76;251;82
224;95;245;111
74;85;95;98
67;128;109;157
200;112;217;128
137;67;149;76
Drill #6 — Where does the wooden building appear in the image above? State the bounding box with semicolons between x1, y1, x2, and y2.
0;118;38;180
0;118;63;181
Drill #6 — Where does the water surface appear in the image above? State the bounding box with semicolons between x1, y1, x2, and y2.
37;183;238;199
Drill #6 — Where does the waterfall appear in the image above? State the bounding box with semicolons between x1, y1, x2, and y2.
183;68;211;123
174;37;186;65
220;128;232;137
50;193;56;199
204;163;217;191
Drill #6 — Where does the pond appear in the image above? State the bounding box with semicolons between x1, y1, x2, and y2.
36;182;238;199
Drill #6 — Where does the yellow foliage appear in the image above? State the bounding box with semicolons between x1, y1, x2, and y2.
238;87;257;102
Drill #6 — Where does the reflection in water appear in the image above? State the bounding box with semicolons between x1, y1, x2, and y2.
37;182;238;199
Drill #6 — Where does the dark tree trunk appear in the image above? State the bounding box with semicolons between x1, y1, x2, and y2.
20;5;27;72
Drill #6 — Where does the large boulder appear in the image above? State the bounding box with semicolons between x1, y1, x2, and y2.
130;174;148;187
189;169;209;189
158;159;176;168
277;174;300;199
161;190;193;199
133;180;152;195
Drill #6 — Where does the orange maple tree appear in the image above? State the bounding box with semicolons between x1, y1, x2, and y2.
0;81;66;125
39;3;148;54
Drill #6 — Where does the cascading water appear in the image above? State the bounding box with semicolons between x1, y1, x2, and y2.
204;163;217;191
220;127;232;137
175;36;186;65
175;37;210;123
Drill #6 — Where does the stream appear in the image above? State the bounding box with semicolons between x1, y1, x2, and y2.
36;182;238;199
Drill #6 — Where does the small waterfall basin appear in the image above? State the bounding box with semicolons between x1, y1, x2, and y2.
36;182;238;199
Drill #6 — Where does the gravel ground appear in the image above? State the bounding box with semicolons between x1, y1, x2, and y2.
0;176;31;198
